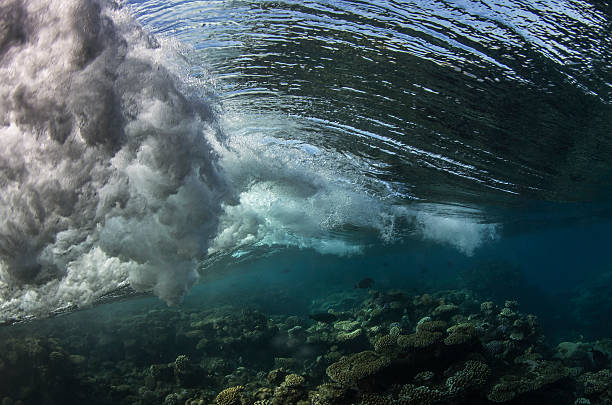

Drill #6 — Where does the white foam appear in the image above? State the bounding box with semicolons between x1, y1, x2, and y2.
209;114;499;259
208;117;401;257
413;205;499;255
0;0;226;320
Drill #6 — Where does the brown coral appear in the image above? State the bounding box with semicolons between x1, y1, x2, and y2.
358;393;394;404
273;373;308;404
486;360;568;402
215;385;244;405
398;331;443;349
487;379;523;403
398;384;445;405
416;320;447;333
445;360;491;395
444;323;477;345
309;383;350;405
326;351;390;386
373;334;398;354
282;373;305;388
432;304;459;319
580;369;612;395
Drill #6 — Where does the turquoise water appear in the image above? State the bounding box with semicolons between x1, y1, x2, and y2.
125;0;612;339
1;0;612;403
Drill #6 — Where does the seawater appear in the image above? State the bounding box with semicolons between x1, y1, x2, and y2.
1;0;612;404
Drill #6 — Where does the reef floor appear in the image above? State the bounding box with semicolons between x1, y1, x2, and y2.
1;287;611;405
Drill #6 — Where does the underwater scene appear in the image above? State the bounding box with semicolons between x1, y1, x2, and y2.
1;0;612;403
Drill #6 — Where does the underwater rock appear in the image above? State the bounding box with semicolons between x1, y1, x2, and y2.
355;278;375;289
498;307;517;320
287;325;305;339
487;379;525;403
413;294;436;308
201;356;233;376
570;271;612;339
416;316;433;328
283;373;305;388
483;340;506;358
174;355;190;374
252;386;274;404
185;398;206;405
487;358;569;402
555;342;599;370
150;363;175;382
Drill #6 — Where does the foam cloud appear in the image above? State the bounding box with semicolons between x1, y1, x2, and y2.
0;0;226;320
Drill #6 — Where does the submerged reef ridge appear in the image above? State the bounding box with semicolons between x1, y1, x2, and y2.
0;288;611;404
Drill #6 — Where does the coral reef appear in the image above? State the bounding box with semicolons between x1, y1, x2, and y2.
0;286;610;405
215;386;244;405
326;351;390;386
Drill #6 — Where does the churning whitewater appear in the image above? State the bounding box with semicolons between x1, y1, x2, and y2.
0;0;498;322
0;0;231;319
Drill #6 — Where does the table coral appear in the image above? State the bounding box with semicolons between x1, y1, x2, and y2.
445;360;490;395
326;351;390;386
398;331;443;349
215;385;244;405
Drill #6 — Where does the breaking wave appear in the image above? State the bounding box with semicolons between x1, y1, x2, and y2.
0;0;501;322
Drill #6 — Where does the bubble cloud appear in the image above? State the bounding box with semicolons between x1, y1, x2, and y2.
0;0;226;320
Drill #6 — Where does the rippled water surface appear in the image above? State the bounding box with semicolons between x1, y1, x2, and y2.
130;0;612;205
